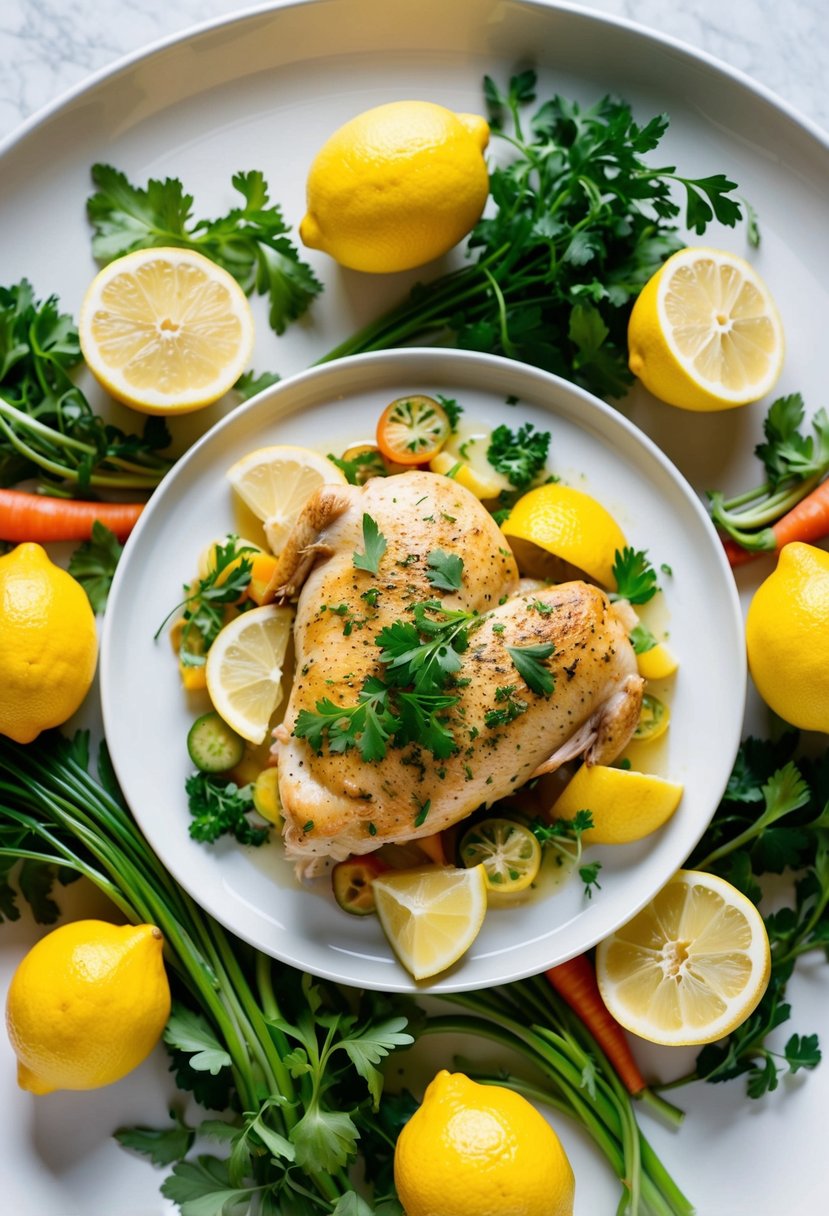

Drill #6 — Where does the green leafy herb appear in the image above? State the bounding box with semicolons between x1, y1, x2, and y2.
506;642;555;696
294;677;400;764
708;393;829;551
353;513;387;575
164;1003;234;1075
155;535;254;663
437;394;463;432
629;622;658;654
115;1111;195;1167
487;423;551;490
233;368;280;401
0;279;172;491
329;448;389;485
532;810;601;896
611;547;660;604
185;772;269;847
318;72;745;398
87;164;321;334
484;685;528;728
425;548;464;591
68;520;122;613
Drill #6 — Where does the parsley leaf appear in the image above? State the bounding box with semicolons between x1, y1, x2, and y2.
233;368;279;401
487;423;551;489
156;535;255;662
611;547;659;604
425;548;464;591
164;1003;233;1076
507;642;555;696
115;1113;195;1167
87;164;322;335
629;622;658;654
353;513;387;575
68;520;122;613
329;448;389;485
185;772;269;847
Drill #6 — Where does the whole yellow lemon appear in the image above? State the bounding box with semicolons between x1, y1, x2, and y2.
746;542;829;731
394;1070;575;1216
0;542;98;743
300;100;489;274
6;919;171;1094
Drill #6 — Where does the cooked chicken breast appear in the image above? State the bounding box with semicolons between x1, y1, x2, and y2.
271;470;643;865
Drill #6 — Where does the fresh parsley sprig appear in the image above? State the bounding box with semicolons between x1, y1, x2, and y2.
532;810;602;898
87;164;322;335
155;535;255;664
507;642;555;696
68;520;123;613
319;71;747;398
353;513;387;575
611;547;660;604
487;423;551;490
185;772;269;847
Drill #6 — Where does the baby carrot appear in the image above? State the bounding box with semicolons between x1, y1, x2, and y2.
724;479;829;567
545;953;647;1096
0;489;144;542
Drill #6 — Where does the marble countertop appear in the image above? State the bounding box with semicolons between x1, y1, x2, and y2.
1;0;827;141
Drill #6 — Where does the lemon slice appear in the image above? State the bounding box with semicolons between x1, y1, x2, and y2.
372;865;488;981
252;767;283;825
79;247;254;414
596;870;771;1046
636;640;679;681
628;247;784;411
226;445;347;554
205;604;294;744
632;694;671;743
459;818;542;901
551;764;683;845
502;484;627;588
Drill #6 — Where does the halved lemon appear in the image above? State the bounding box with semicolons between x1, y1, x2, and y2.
628;247;784;411
502;484;627;588
636;640;679;681
372;865;488;981
459;818;542;901
551;763;683;845
596;870;771;1046
205;604;294;744
226;445;347;554
79;247;254;413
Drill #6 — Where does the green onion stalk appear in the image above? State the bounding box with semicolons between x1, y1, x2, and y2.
0;731;691;1215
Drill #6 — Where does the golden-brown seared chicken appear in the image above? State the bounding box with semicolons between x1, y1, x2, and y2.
271;470;643;866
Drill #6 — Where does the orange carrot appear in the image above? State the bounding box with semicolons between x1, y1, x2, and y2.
545;953;647;1096
725;479;829;567
0;489;144;542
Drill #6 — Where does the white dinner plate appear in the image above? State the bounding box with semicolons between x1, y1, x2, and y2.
100;347;745;991
3;1;829;1212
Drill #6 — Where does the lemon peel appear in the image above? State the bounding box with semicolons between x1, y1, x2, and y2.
300;101;490;273
502;483;627;587
0;543;97;744
551;763;683;845
395;1070;575;1216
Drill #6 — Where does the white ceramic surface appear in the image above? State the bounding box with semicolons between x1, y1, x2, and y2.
2;2;829;1214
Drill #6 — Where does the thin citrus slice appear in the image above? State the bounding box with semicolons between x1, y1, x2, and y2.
636;640;679;681
502;484;627;588
226;445;347;554
551;764;683;845
459;818;542;901
79;247;254;414
627;247;784;411
372;865;488;981
205;604;294;744
595;869;771;1046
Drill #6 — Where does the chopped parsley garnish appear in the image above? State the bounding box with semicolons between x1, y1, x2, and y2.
507;642;556;696
185;773;268;847
425;549;464;591
629;622;658;654
484;685;528;728
487;423;551;490
353;513;387;576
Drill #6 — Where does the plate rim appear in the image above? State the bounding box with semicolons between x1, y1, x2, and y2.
2;0;828;162
100;346;747;992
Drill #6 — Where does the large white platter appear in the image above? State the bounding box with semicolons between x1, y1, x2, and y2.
100;347;745;991
2;2;829;1214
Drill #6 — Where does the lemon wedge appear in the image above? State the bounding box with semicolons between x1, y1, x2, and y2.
205;604;294;744
502;484;627;588
226;445;347;554
596;869;771;1045
551;763;683;845
627;247;784;411
372;865;488;981
79;247;254;413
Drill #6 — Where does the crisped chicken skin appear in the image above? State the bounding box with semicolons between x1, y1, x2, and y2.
272;470;643;866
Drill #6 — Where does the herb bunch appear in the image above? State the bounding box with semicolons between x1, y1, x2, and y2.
318;71;745;398
0;280;173;491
